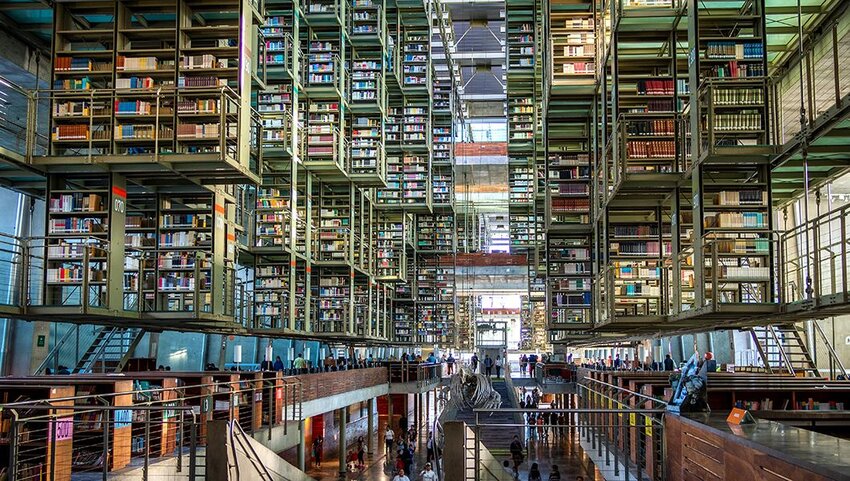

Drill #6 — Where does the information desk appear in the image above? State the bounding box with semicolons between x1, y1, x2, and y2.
665;413;850;481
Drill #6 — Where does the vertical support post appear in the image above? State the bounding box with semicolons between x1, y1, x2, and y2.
102;410;110;481
189;421;197;481
338;408;347;480
367;398;375;455
144;410;151;481
297;419;306;471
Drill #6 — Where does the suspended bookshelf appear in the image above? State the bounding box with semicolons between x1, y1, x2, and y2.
688;0;774;308
354;274;370;336
156;193;215;313
606;207;671;318
45;175;115;309
401;30;429;92
315;267;352;333
548;142;591;228
254;182;292;249
548;236;592;325
456;295;474;350
51;2;116;157
375;213;406;281
349;114;387;185
317;183;352;264
416;214;455;253
549;5;595;86
306;99;345;173
254;259;290;329
124;193;157;312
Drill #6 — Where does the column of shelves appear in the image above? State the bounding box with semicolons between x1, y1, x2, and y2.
548;148;591;227
401;30;429;92
375;213;406;281
45;176;113;309
548;236;592;325
316;183;352;264
376;107;403;206
112;1;178;156
124;194;158;312
550;6;594;86
688;0;774;308
51;2;116;157
315;268;352;333
253;259;290;329
606;209;670;318
255;182;292;249
700;170;772;305
156;194;214;313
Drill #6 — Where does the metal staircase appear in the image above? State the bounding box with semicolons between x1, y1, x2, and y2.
35;326;146;374
749;324;820;377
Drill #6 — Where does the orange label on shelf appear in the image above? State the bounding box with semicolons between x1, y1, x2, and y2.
112;186;127;198
726;408;751;425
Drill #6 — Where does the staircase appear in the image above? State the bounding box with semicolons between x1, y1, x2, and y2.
35;326;146;374
75;327;146;373
750;324;819;377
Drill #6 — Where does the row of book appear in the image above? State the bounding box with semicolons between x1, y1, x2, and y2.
626;140;676;159
158;254;203;269
627;119;675;136
159;231;212;247
552;278;590;291
704;42;763;60
551;198;590;212
54;101;110;117
712;112;762;131
50;193;105;213
115;124;173;140
158;275;208;290
614;284;661;297
49;218;106;234
705;212;767;229
117;57;170;71
714;190;767;206
56;57;111;72
712;88;764;106
554;293;592;307
53;124;111;141
161;214;211;228
610;241;669;256
707;61;765;78
47;267;105;283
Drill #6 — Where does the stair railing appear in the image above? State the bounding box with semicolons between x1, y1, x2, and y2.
767;326;796;376
812;320;850;380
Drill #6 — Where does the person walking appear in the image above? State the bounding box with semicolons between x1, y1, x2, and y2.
548;465;561;480
446;353;455;375
520;354;528;376
392;468;411;481
509;435;524;478
385;426;395;456
495;355;503;378
471;353;479;372
484;354;494;377
419;462;437;481
311;436;323;468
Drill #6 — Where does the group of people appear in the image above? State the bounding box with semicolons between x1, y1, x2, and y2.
510;435;581;480
469;353;505;377
384;425;438;481
583;353;692;372
519;353;540;377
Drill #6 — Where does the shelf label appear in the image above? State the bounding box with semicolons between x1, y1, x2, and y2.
115;409;133;429
49;418;74;442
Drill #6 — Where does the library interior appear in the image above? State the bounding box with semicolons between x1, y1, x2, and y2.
0;0;848;479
